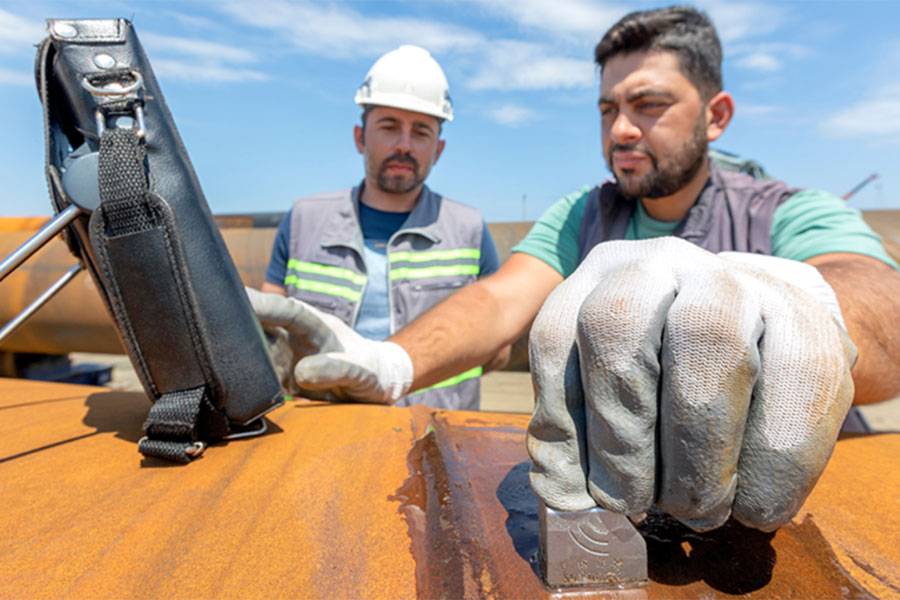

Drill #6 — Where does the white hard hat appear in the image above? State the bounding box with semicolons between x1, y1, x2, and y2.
354;45;453;122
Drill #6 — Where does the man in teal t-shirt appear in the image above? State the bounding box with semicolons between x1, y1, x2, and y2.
513;184;897;280
252;6;900;534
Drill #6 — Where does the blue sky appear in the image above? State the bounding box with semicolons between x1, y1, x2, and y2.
1;0;898;222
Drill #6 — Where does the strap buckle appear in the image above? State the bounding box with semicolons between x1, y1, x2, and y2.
185;441;207;457
83;68;146;138
95;104;145;139
137;437;207;463
81;68;143;96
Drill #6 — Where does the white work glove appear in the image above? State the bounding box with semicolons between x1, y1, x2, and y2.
246;288;413;404
526;237;856;532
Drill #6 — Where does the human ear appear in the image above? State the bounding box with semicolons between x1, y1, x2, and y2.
354;124;365;154
706;91;734;142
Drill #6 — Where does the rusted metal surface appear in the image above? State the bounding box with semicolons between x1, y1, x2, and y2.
1;378;897;598
400;411;896;599
0;380;418;599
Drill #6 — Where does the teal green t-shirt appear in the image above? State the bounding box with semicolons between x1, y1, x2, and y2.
512;187;898;278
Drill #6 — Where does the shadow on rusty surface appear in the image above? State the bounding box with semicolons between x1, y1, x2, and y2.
82;391;148;443
0;394;87;411
498;461;541;575
1;391;145;464
0;430;99;464
638;510;775;593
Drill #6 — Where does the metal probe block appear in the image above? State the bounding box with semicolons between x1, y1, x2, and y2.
539;501;647;590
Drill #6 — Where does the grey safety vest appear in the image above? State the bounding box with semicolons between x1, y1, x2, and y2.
577;163;800;263
286;183;485;410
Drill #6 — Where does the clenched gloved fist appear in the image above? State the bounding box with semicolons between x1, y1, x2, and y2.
246;288;413;404
527;238;856;532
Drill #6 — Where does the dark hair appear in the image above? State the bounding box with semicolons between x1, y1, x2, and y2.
595;6;722;98
361;105;375;130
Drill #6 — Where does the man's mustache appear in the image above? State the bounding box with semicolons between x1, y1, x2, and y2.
608;142;652;158
381;153;419;172
608;142;656;170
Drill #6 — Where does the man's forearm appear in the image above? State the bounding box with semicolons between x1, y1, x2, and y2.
808;253;900;404
391;283;514;390
390;253;563;392
483;344;512;374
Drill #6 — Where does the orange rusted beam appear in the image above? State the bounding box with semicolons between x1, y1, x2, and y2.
0;217;51;231
0;217;532;364
0;225;276;354
0;378;896;598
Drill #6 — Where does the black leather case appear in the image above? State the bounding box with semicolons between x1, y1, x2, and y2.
36;18;283;461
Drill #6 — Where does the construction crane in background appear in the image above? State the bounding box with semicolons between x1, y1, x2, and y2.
843;173;878;200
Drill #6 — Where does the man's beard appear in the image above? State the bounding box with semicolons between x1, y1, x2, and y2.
375;153;424;194
608;117;708;200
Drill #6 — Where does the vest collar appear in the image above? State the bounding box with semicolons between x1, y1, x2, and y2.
592;159;721;246
319;184;366;255
393;184;442;244
672;160;721;244
319;181;442;254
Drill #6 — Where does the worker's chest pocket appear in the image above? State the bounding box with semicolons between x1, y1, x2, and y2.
411;279;468;293
408;274;475;307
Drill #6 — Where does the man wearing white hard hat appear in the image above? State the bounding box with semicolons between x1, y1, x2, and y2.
260;45;507;410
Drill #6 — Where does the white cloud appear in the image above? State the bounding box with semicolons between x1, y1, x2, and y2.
469;0;625;38
701;1;785;44
731;42;811;72
736;52;781;72
488;104;538;126
217;0;593;92
0;9;45;54
819;84;900;138
159;11;225;32
468;41;594;91
0;66;32;86
218;0;481;59
137;32;267;83
140;32;258;64
482;0;787;46
151;59;268;83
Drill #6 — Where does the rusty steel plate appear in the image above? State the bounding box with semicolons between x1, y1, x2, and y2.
0;378;897;598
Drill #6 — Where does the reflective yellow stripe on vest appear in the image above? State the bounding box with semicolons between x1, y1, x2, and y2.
285;259;366;302
389;248;480;280
284;276;363;302
389;248;481;263
412;366;483;394
389;265;479;280
287;259;366;284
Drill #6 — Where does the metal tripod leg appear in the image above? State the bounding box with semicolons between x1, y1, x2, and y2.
0;205;81;283
0;205;85;346
0;263;84;345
